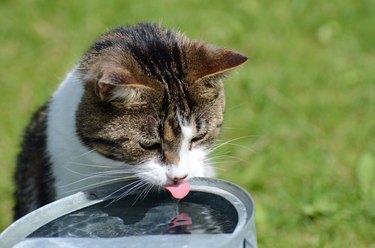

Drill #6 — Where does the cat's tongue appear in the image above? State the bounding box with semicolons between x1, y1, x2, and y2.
165;182;190;199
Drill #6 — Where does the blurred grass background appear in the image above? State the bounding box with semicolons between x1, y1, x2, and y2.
0;0;374;246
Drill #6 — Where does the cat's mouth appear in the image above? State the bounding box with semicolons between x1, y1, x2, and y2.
164;181;190;199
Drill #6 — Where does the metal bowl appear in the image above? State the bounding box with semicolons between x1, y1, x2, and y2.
0;178;257;248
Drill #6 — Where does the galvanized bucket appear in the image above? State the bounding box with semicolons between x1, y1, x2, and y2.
0;178;257;248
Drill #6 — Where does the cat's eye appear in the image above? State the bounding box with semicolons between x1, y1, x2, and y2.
139;141;161;151
191;132;208;144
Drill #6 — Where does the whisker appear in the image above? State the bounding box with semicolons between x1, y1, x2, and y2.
135;184;152;202
64;163;137;178
207;154;233;161
60;173;137;189
68;162;124;169
210;135;254;154
61;165;137;188
71;148;97;160
103;180;141;202
215;134;259;143
209;160;241;165
107;181;145;206
205;165;226;172
213;153;250;163
60;177;129;194
129;182;150;206
62;168;129;186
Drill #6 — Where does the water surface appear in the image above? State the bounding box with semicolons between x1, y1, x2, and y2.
30;191;238;238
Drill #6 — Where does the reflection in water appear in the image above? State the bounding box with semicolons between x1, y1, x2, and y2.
167;213;192;234
29;192;238;238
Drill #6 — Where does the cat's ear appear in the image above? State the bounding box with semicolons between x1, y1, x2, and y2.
186;42;248;81
95;67;148;101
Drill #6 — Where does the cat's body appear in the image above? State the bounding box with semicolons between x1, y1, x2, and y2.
14;23;247;219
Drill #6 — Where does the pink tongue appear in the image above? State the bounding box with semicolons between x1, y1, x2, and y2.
165;182;190;199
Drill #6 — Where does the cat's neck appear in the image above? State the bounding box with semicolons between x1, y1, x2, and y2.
46;68;124;199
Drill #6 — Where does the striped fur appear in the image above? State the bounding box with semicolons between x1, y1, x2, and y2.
14;23;247;219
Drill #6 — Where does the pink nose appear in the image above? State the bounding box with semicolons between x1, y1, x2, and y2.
169;174;188;183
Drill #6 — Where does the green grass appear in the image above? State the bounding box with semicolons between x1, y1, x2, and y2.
0;0;374;246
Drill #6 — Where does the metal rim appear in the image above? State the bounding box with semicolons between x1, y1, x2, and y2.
0;178;255;248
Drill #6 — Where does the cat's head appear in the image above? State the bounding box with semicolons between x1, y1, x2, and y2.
75;23;247;193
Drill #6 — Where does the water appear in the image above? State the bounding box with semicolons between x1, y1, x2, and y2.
29;191;238;238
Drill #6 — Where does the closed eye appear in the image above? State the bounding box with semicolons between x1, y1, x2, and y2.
139;141;161;151
191;132;208;143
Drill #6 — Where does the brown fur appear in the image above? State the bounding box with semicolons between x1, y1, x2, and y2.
74;24;247;167
15;23;247;219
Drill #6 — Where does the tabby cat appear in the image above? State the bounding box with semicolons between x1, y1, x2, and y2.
14;23;247;219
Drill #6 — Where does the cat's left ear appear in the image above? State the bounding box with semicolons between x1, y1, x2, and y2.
186;41;248;82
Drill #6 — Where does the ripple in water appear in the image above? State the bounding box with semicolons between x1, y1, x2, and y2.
29;191;238;238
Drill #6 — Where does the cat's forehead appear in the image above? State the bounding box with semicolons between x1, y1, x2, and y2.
90;23;187;84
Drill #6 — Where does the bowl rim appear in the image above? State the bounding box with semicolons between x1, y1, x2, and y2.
0;177;256;248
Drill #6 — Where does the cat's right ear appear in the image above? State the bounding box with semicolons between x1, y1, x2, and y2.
95;67;149;102
186;41;248;82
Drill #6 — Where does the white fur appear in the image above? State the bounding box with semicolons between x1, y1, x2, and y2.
47;69;125;199
169;124;203;180
130;123;213;186
47;68;213;199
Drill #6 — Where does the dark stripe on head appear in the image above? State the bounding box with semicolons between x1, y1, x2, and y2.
107;23;187;83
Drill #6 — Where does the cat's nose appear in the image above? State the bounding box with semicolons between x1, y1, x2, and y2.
169;174;188;183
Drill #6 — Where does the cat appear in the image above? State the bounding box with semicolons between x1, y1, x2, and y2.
14;23;247;219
